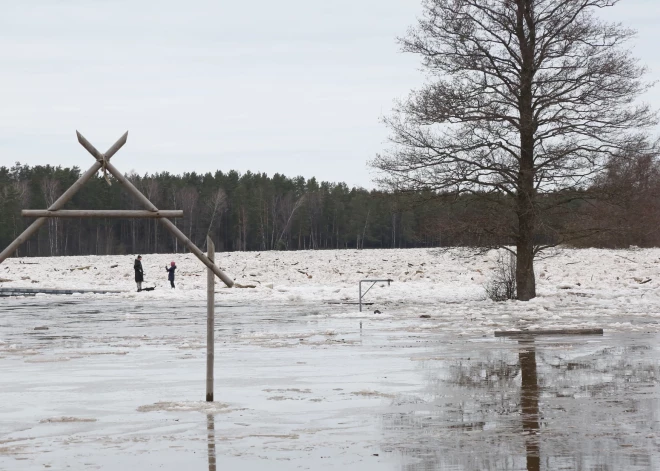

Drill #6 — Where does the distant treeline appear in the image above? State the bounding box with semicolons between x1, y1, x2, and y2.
0;158;658;257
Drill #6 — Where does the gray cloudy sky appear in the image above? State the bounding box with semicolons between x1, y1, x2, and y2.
1;1;659;189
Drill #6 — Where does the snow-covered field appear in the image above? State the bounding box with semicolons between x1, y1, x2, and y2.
2;247;660;334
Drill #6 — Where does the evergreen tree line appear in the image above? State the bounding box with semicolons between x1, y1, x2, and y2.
0;157;657;258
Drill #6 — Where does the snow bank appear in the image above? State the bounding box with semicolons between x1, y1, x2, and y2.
1;247;660;333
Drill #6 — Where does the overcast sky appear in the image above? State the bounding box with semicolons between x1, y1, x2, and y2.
1;1;659;189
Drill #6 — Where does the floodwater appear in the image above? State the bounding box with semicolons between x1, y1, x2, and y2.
0;299;659;470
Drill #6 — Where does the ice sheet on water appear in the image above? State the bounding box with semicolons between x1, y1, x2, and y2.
136;401;231;414
2;247;660;334
39;417;97;423
3;297;660;470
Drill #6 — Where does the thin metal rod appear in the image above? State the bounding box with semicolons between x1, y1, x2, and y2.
361;281;377;299
206;236;215;402
358;279;392;313
99;159;234;287
22;210;184;218
0;131;128;264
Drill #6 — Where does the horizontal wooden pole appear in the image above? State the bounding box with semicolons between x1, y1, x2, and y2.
22;210;184;218
494;328;603;337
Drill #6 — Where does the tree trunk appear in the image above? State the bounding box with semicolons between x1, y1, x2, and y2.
131;220;135;253
516;212;536;300
516;122;537;300
392;213;396;248
516;1;537;301
516;127;536;300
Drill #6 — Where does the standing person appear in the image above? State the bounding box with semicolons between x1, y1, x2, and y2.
134;255;144;292
166;261;177;288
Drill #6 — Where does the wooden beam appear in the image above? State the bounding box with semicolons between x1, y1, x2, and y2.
76;131;128;161
22;210;183;218
0;131;128;264
494;328;604;337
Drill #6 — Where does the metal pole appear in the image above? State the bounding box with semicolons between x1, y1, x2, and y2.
357;279;392;312
0;131;128;264
97;159;234;287
206;236;215;402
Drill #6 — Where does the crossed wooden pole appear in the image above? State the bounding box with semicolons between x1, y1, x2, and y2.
0;131;233;288
0;131;231;401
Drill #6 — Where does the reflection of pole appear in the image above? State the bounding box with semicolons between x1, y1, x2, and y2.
519;339;540;471
207;414;216;471
206;237;215;402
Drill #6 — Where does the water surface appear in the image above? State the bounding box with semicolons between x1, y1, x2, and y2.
0;298;658;470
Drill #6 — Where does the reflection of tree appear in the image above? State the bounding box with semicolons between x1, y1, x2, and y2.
545;345;658;400
207;414;216;471
519;340;539;471
380;338;660;471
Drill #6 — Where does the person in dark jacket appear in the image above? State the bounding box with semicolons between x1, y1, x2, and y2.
134;255;144;292
166;261;176;288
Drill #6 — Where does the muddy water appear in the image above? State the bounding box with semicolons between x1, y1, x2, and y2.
0;298;658;470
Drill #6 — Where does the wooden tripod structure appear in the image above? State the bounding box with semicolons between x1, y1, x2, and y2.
0;131;231;401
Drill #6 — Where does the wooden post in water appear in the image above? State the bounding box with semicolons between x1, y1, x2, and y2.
206;236;215;402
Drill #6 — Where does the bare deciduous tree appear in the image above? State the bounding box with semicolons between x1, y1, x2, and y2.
40;177;60;255
276;194;305;250
11;180;29;207
176;186;199;243
573;150;660;247
143;178;160;252
372;0;658;300
0;180;29;256
205;188;228;241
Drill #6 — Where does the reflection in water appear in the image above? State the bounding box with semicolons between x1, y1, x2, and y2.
381;335;660;470
519;339;539;471
207;414;216;471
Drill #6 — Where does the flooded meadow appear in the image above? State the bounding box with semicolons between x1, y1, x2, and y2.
1;298;659;470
